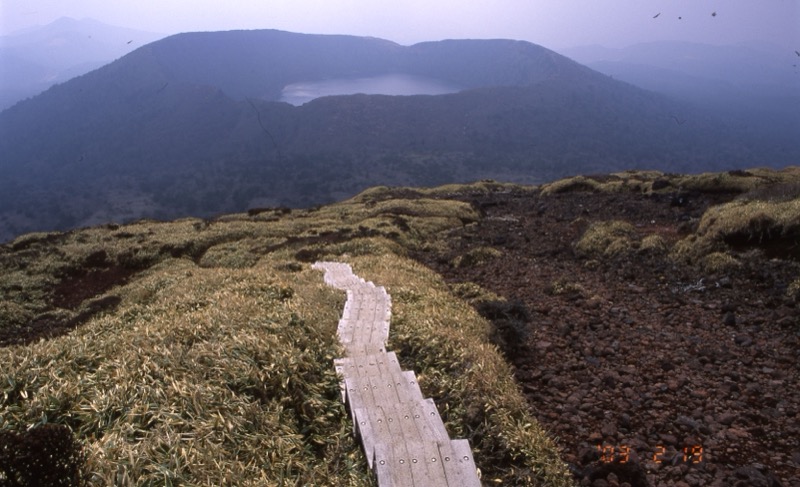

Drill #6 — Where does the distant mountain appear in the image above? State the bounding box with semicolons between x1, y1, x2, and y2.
0;29;797;242
562;41;798;94
562;41;800;138
0;17;164;110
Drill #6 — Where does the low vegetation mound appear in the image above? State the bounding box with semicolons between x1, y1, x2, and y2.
574;221;639;258
675;198;800;260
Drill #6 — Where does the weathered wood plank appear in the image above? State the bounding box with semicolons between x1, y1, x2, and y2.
368;374;403;407
375;442;416;487
440;439;481;487
414;398;449;442
419;441;450;485
336;352;403;380
344;376;368;413
345;373;406;412
344;342;387;357
380;405;407;444
402;441;449;486
390;405;423;444
373;443;394;486
400;370;424;403
333;358;348;403
353;407;377;467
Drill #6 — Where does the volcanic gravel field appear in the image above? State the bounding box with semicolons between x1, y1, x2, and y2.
415;187;800;487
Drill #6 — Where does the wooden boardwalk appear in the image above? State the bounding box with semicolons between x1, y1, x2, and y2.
313;262;481;487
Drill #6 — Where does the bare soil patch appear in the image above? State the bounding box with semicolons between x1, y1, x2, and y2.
0;263;132;347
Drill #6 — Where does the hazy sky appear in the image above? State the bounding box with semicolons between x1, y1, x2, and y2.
1;0;798;49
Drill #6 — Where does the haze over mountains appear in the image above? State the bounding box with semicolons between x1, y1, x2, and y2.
1;27;798;242
563;40;800;141
563;41;799;97
0;17;164;111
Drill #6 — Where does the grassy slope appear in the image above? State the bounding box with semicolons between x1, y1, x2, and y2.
2;168;798;485
0;181;572;486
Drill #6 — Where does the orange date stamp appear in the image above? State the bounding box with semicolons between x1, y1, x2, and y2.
597;444;704;464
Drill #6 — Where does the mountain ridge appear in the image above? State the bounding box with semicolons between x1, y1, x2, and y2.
1;29;797;243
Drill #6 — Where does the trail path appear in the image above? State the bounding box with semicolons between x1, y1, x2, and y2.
313;262;481;487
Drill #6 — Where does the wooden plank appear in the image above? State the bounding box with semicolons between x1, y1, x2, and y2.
369;406;398;470
337;354;373;379
402;441;449;486
399;370;424;403
345;343;386;357
333;358;347;403
353;407;377;468
344;376;368;414
389;372;415;405
380;405;407;442
338;319;356;344
377;441;448;487
386;442;416;487
337;352;403;380
345;373;404;411
342;291;354;316
368;375;402;407
387;405;450;486
378;439;449;487
390;404;423;444
439;439;481;487
359;308;377;330
383;352;402;376
419;440;450;485
412;399;449;442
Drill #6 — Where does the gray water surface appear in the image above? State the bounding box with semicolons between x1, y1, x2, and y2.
280;73;461;105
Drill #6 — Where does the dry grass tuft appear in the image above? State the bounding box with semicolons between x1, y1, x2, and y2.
451;246;503;268
672;198;800;261
639;234;668;254
674;167;800;195
549;277;588;298
701;251;742;273
574;221;639;258
540;167;800;198
540;176;600;196
787;279;800;303
448;281;504;306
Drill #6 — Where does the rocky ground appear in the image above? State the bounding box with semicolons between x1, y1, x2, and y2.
414;186;800;487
